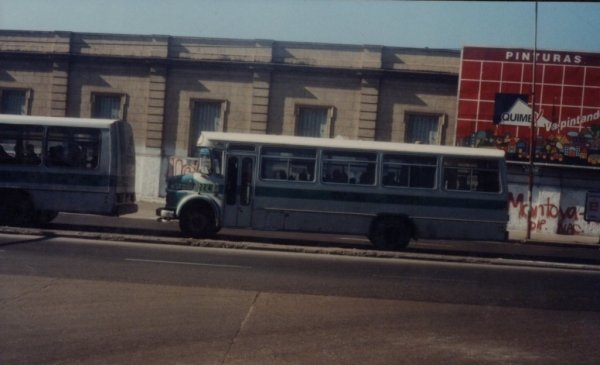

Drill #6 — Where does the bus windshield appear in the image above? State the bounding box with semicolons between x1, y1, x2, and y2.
197;147;223;176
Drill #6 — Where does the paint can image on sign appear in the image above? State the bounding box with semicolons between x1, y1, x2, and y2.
457;46;600;168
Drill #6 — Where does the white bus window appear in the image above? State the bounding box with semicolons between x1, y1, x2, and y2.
260;147;316;182
322;150;377;185
0;124;43;166
443;158;500;193
382;154;437;189
46;127;101;169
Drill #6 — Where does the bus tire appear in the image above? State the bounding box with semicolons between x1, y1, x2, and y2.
179;202;217;238
33;210;58;226
368;216;412;250
4;192;34;226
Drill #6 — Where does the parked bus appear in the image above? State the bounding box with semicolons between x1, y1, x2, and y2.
0;114;137;226
158;132;508;249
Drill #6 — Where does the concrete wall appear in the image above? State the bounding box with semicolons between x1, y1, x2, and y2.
508;184;600;236
1;30;463;201
268;73;363;138
377;79;457;144
507;165;600;236
163;68;255;157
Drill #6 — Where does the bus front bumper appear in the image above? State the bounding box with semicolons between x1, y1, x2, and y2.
156;207;176;220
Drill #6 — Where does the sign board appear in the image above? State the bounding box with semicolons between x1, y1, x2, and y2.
585;191;600;222
456;46;600;168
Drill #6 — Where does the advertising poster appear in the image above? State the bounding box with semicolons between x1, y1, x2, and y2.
456;46;600;167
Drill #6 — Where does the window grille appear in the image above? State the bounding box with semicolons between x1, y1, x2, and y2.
296;107;329;137
0;89;28;115
405;114;440;145
92;94;122;119
191;101;223;156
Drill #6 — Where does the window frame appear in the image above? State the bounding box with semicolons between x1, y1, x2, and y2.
259;146;317;183
295;105;335;138
404;112;445;145
381;153;438;189
0;88;32;115
189;99;228;157
45;127;102;170
91;93;127;120
442;157;502;193
0;124;43;166
321;150;378;186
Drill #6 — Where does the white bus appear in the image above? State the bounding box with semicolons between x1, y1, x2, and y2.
158;132;508;249
0;114;137;226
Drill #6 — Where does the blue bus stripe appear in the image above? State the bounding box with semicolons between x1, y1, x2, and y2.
255;186;506;210
1;170;115;187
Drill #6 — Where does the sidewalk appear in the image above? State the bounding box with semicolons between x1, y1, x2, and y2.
127;200;164;220
509;230;600;247
130;200;600;248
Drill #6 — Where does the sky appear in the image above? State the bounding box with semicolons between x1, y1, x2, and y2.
0;0;599;53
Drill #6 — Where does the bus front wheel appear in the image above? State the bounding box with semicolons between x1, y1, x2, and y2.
179;203;217;238
368;216;412;250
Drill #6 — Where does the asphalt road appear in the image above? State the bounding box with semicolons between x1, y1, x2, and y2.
5;210;600;268
1;233;600;364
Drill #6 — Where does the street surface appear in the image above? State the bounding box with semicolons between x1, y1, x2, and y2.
14;208;600;267
1;232;600;364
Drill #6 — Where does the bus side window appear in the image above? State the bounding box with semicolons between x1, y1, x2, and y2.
65;142;84;167
443;158;500;193
23;143;41;165
0;125;43;166
322;150;376;185
46;127;101;169
260;147;316;182
382;154;436;189
0;144;13;163
47;144;65;166
475;169;500;192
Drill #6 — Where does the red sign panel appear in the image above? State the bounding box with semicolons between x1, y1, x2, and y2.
456;46;600;167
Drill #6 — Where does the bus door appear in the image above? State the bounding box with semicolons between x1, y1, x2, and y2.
223;155;255;227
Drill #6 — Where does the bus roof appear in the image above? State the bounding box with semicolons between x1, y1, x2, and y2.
198;132;505;158
0;114;121;128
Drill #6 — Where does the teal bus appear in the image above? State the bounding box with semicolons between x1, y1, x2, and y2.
0;114;137;226
157;132;508;250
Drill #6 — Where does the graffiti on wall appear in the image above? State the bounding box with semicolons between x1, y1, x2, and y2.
508;184;600;236
167;156;201;177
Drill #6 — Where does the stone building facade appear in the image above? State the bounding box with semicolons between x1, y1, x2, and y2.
0;30;460;199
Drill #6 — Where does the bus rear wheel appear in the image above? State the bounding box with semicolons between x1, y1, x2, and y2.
369;216;412;250
179;203;217;238
2;192;34;226
33;210;58;226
